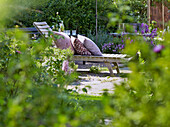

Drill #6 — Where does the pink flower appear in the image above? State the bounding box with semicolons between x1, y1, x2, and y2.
62;60;69;73
16;50;21;54
153;45;165;53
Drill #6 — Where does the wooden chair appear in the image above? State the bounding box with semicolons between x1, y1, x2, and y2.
33;21;132;76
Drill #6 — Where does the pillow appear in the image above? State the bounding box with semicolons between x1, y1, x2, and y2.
70;36;76;46
71;36;91;55
77;34;102;56
52;32;74;53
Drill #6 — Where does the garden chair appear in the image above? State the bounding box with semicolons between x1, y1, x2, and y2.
33;21;132;76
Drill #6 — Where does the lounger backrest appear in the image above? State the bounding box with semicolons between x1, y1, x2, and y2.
33;22;52;38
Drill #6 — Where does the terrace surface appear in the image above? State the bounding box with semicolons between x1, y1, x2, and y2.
67;61;131;96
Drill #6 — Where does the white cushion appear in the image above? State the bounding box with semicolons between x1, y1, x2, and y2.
77;34;102;56
52;32;75;53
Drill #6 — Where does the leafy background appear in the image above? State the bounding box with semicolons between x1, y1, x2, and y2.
0;0;170;126
7;0;149;34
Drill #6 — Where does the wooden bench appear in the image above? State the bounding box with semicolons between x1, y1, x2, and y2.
33;21;132;76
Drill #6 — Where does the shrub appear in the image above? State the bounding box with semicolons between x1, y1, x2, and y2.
90;66;101;74
102;37;125;54
0;29;108;127
103;29;170;127
6;0;151;35
87;28;114;50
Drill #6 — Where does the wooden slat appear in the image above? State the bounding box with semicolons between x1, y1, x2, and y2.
72;54;131;63
120;54;127;58
37;25;51;29
116;54;123;58
33;22;47;25
44;34;49;38
42;31;48;34
33;22;52;38
112;54;118;57
40;29;50;32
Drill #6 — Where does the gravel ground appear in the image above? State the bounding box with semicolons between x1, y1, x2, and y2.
67;61;131;96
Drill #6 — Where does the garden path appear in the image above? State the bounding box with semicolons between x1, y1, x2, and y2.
67;61;131;96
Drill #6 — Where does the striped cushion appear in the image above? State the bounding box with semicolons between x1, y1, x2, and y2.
72;38;91;55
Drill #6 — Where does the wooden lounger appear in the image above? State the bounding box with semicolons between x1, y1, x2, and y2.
33;21;132;76
73;54;131;76
33;22;52;38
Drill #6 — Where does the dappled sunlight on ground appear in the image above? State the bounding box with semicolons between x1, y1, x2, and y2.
67;61;131;96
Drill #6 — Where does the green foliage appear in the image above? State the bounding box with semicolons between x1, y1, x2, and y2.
4;0;149;34
82;88;88;93
7;0;113;35
87;28;114;50
103;29;170;126
0;29;108;126
1;1;170;127
90;66;101;74
108;0;148;29
0;0;48;27
0;1;107;126
126;0;148;23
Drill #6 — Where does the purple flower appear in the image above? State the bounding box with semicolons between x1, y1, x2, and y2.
135;30;138;33
148;34;151;37
151;41;154;45
130;40;133;43
146;28;149;33
152;28;157;34
151;35;155;38
122;32;125;36
141;30;145;34
16;50;21;54
118;44;121;47
141;23;145;28
151;29;157;37
145;24;148;28
122;39;124;43
145;24;149;33
146;33;150;37
153;45;165;53
112;50;116;52
143;36;146;41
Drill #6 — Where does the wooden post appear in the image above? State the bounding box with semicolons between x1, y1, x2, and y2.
162;0;165;30
96;0;98;44
147;0;150;25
